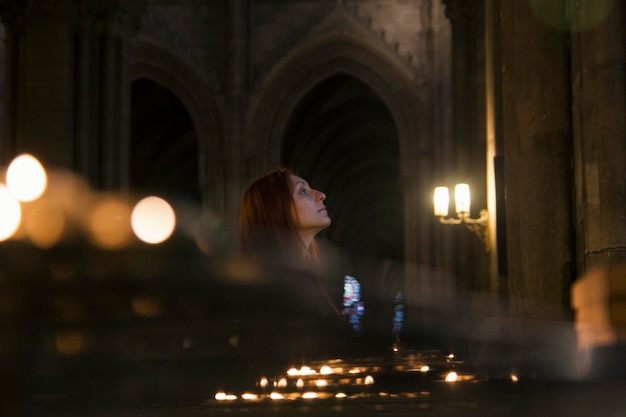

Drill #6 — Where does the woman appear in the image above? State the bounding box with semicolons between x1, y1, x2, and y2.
239;167;331;267
237;168;352;375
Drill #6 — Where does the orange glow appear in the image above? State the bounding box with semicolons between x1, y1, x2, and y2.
315;379;327;387
131;296;161;317
89;197;132;249
6;154;47;202
55;330;84;355
320;366;333;375
215;392;237;401
25;203;65;248
445;372;458;382
131;196;176;244
269;392;284;400
0;185;21;241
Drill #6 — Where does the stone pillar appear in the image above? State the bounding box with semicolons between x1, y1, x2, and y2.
500;0;573;319
1;0;75;167
570;0;626;269
442;0;490;292
0;0;142;190
223;0;248;232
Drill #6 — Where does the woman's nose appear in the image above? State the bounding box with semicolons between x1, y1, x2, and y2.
316;190;326;201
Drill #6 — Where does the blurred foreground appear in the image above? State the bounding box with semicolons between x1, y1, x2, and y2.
1;237;626;417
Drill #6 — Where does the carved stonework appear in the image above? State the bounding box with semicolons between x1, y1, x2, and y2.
0;0;68;33
442;0;472;24
0;0;144;36
93;0;144;38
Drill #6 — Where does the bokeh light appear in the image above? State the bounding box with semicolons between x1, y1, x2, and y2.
90;197;132;249
131;196;176;244
131;295;162;317
55;330;85;356
6;153;48;202
0;185;22;241
25;202;66;248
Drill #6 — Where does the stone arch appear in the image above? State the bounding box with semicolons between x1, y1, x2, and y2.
130;39;225;214
249;32;432;266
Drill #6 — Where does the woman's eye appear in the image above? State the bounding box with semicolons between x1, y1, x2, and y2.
299;188;307;195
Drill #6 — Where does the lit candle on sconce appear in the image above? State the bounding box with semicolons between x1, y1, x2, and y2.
433;187;450;217
454;184;470;216
433;183;490;252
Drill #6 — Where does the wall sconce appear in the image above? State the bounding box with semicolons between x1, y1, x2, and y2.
433;184;490;252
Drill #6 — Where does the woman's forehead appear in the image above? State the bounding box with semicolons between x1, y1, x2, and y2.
289;174;307;187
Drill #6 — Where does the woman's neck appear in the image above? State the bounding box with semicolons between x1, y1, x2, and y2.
297;231;315;251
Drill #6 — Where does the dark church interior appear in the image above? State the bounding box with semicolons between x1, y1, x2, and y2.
0;0;625;415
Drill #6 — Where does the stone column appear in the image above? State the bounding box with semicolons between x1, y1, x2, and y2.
1;0;75;167
500;0;573;319
569;3;626;375
442;0;491;292
570;0;626;269
90;1;141;191
223;0;248;232
0;0;142;190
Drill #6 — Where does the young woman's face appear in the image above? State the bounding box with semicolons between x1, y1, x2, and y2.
289;175;331;233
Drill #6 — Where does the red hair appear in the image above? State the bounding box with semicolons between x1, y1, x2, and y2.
239;167;319;263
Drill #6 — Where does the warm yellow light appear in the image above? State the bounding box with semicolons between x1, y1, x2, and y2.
445;371;458;382
131;296;161;317
420;366;430;372
335;392;347;398
296;379;304;388
299;366;315;375
6;154;47;202
277;378;287;388
320;366;333;375
302;392;318;399
55;330;84;356
90;198;132;249
270;392;284;400
0;185;21;241
259;377;269;388
215;392;237;401
25;203;65;248
434;187;449;216
364;375;375;385
242;393;258;400
131;196;176;244
455;184;470;214
315;379;327;387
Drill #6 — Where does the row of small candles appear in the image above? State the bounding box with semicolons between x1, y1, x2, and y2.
212;353;507;403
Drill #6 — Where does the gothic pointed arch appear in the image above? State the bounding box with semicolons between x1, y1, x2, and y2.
248;32;433;266
130;39;225;214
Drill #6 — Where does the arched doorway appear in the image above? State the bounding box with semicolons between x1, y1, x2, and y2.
282;73;404;344
283;73;403;260
130;78;200;205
